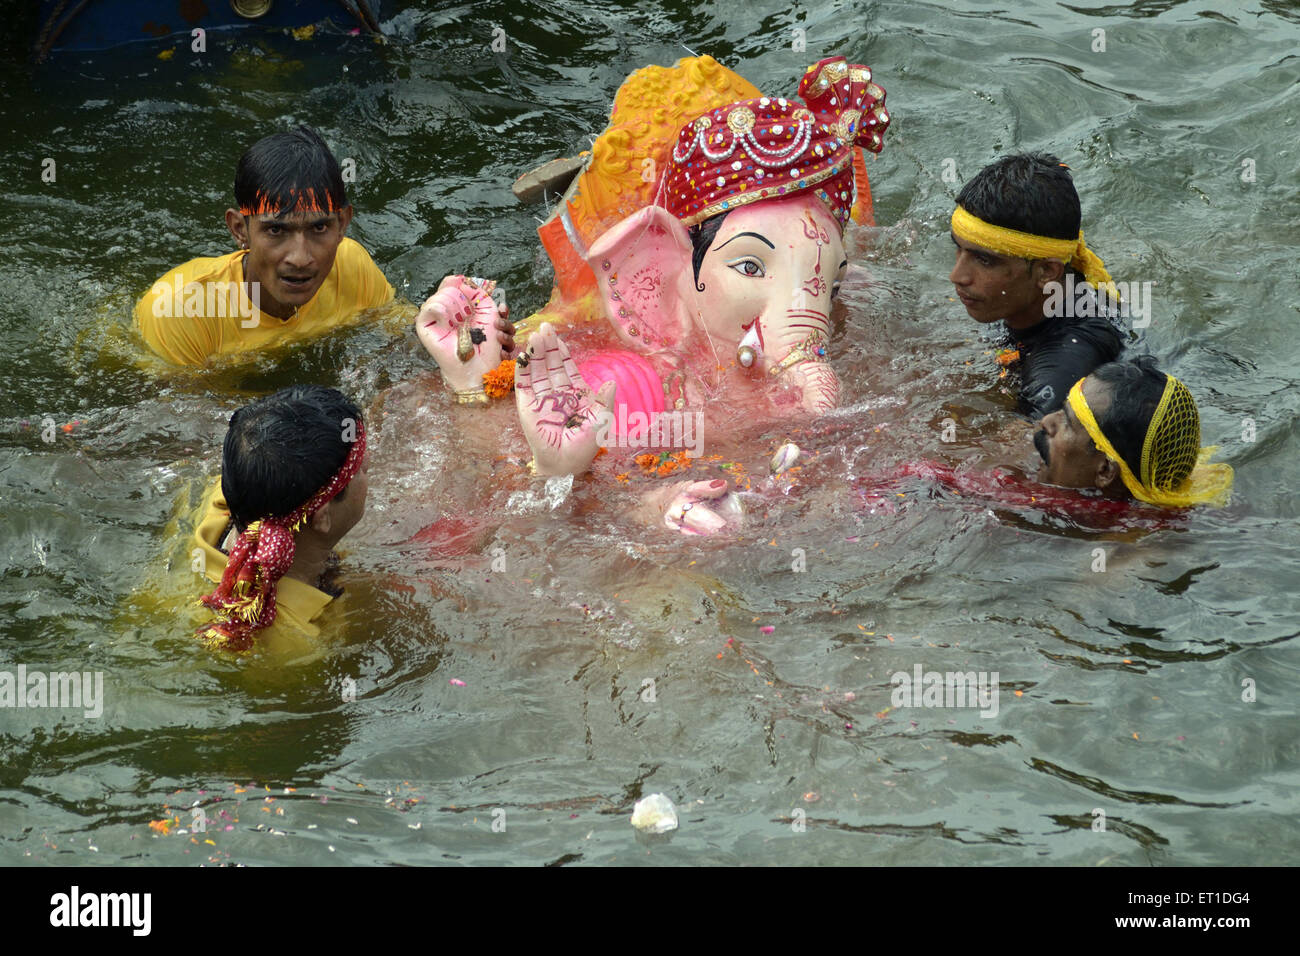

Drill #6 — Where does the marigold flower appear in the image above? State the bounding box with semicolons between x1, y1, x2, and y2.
482;359;516;399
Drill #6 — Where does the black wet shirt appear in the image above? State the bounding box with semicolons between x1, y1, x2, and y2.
1007;310;1124;418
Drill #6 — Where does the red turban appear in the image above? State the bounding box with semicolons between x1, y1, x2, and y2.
665;56;889;230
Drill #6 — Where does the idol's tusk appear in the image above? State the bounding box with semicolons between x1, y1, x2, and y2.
737;325;762;368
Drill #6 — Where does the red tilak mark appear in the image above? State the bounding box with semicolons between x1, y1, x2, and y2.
239;186;340;218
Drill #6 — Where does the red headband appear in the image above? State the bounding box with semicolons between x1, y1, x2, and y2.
199;418;367;651
239;186;343;218
665;57;889;230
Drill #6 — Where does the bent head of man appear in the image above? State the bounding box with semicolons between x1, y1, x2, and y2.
222;385;368;547
201;385;368;651
1034;357;1233;508
225;126;354;318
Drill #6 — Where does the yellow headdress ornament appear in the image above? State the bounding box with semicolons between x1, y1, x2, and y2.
950;204;1116;294
1067;376;1233;508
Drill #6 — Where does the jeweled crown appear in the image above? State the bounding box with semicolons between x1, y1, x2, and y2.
665;57;889;229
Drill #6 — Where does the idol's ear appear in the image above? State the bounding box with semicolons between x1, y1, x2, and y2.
585;205;697;353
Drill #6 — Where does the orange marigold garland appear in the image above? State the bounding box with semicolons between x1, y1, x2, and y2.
633;450;693;477
482;359;516;399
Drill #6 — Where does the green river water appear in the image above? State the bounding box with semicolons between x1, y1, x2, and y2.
1;0;1297;866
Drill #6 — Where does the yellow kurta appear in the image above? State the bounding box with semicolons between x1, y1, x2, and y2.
134;238;394;366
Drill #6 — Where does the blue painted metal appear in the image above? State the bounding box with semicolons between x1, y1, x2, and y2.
37;1;383;55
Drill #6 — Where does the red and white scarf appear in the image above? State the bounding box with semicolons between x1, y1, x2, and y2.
198;419;366;651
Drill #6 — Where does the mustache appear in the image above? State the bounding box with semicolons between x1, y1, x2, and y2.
1033;429;1050;465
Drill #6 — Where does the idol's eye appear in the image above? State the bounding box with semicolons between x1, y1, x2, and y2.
831;281;842;299
728;258;765;278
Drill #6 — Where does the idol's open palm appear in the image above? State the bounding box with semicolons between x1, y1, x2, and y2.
515;323;615;476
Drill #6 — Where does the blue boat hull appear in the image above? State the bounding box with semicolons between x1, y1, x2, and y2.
37;0;383;55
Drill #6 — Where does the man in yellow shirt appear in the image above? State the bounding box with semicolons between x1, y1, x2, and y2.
135;126;394;366
196;385;368;650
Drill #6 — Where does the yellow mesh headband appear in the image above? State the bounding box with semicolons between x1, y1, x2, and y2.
1139;375;1182;488
951;204;1116;293
1067;378;1150;501
1066;378;1234;508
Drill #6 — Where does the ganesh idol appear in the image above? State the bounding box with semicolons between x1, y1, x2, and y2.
416;54;890;534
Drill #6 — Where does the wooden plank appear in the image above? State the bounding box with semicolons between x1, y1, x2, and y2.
512;155;588;205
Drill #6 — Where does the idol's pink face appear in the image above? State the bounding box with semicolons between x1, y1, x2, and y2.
693;194;845;410
585;192;847;414
695;194;846;356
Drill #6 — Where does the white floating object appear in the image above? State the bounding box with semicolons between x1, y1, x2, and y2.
770;442;800;475
631;793;678;834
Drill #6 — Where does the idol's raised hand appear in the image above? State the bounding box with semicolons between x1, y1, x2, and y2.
416;275;514;394
515;322;615;476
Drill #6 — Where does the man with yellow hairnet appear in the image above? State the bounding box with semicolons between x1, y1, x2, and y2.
1034;357;1233;507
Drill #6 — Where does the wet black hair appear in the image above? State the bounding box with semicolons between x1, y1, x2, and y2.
1088;356;1170;481
221;385;362;530
234;125;348;217
956;152;1081;242
688;211;730;290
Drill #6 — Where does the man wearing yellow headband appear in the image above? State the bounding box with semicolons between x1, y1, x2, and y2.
950;153;1125;417
1034;358;1233;507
